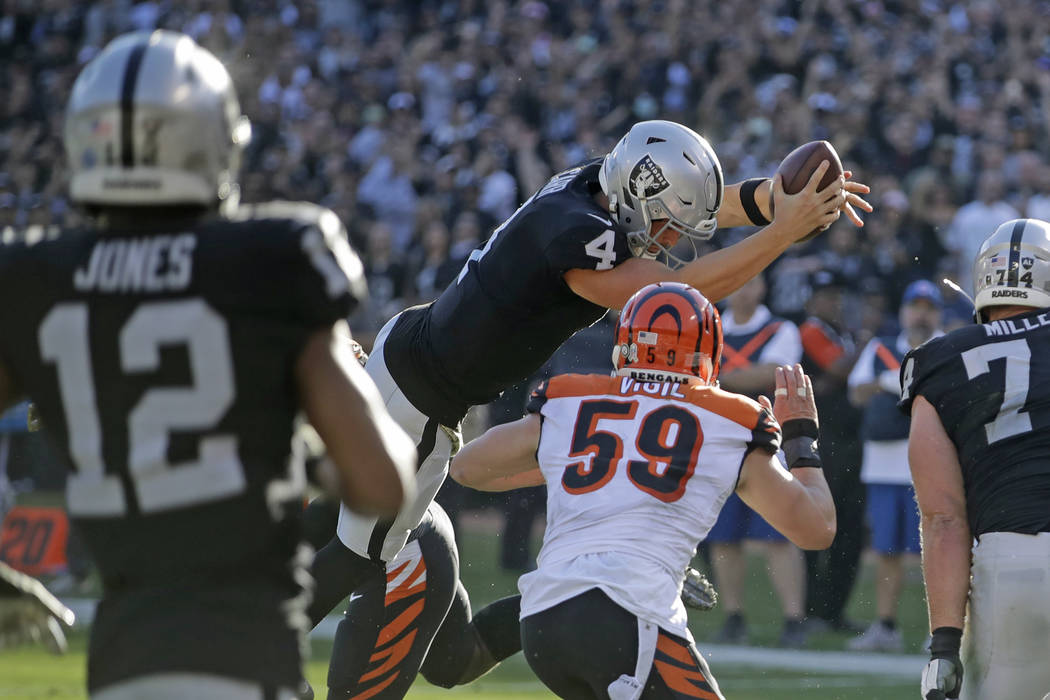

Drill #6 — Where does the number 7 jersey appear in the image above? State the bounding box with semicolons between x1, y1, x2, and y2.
521;373;780;634
899;309;1050;537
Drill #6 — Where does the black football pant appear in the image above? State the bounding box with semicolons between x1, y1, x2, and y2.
521;588;725;700
305;499;521;699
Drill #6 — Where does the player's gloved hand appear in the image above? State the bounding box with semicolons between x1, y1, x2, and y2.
0;562;75;654
878;368;902;396
920;627;963;699
680;567;718;612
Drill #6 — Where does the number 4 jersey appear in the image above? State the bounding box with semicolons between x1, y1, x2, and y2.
0;202;364;690
382;159;632;427
520;373;780;637
898;309;1050;537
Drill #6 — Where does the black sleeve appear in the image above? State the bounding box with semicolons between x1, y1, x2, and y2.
544;221;632;273
898;339;942;416
747;407;782;456
526;381;550;414
292;213;367;327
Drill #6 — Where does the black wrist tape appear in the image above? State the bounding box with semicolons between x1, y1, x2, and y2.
929;626;963;659
783;436;821;469
740;178;772;226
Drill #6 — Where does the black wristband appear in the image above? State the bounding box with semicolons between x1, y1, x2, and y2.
782;418;819;440
929;626;963;659
740;178;772;226
783;436;821;469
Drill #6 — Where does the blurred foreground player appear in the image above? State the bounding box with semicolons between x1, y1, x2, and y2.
309;119;870;698
0;30;415;699
903;219;1050;700
453;283;836;700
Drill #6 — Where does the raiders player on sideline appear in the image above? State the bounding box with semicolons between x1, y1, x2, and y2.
903;219;1050;700
0;30;416;699
450;282;835;700
307;120;871;698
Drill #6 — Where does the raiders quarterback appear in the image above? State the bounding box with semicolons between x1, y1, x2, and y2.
0;30;415;698
901;219;1050;699
451;282;835;699
308;118;870;698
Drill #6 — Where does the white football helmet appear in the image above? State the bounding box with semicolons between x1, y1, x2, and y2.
599;120;723;267
64;30;251;212
973;218;1050;321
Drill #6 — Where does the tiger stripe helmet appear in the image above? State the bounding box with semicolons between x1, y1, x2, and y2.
613;282;722;385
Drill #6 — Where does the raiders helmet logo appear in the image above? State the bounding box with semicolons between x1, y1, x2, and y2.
628;154;670;199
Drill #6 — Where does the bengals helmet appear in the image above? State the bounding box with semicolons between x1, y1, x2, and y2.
613;282;722;385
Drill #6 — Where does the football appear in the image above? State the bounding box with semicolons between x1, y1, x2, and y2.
775;140;843;243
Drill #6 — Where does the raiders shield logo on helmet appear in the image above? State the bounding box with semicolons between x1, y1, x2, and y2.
628;154;670;199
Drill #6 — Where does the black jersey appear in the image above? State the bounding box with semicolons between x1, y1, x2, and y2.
0;201;364;690
899;309;1050;537
384;160;632;426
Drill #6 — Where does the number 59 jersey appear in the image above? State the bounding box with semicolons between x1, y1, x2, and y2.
521;373;780;633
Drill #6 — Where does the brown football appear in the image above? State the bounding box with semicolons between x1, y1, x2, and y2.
775;140;843;243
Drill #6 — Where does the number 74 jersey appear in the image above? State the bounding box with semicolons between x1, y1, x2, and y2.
527;373;781;577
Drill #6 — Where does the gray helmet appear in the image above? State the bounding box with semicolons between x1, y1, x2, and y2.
599;120;723;266
973;218;1050;321
64;30;251;211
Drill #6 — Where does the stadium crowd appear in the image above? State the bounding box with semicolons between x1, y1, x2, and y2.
4;0;1050;330
3;0;1050;651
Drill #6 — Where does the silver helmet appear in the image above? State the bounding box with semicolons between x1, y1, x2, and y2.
973;218;1050;321
599;120;723;267
64;30;251;211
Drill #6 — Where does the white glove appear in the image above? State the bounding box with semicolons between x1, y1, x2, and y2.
920;657;962;699
879;368;902;396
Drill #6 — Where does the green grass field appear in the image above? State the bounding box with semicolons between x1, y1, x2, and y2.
0;513;928;699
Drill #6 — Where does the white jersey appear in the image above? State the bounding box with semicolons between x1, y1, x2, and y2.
518;373;781;637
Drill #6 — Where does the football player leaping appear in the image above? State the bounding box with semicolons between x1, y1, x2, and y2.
0;30;415;698
903;219;1050;700
451;282;836;700
307;120;870;698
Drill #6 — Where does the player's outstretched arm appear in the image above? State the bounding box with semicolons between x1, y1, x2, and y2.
567;166;870;309
908;396;971;633
719;171;871;230
296;322;416;517
450;415;544;492
736;365;836;550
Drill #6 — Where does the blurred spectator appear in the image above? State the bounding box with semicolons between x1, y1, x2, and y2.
846;280;944;652
708;275;808;648
944;171;1019;295
799;271;865;635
